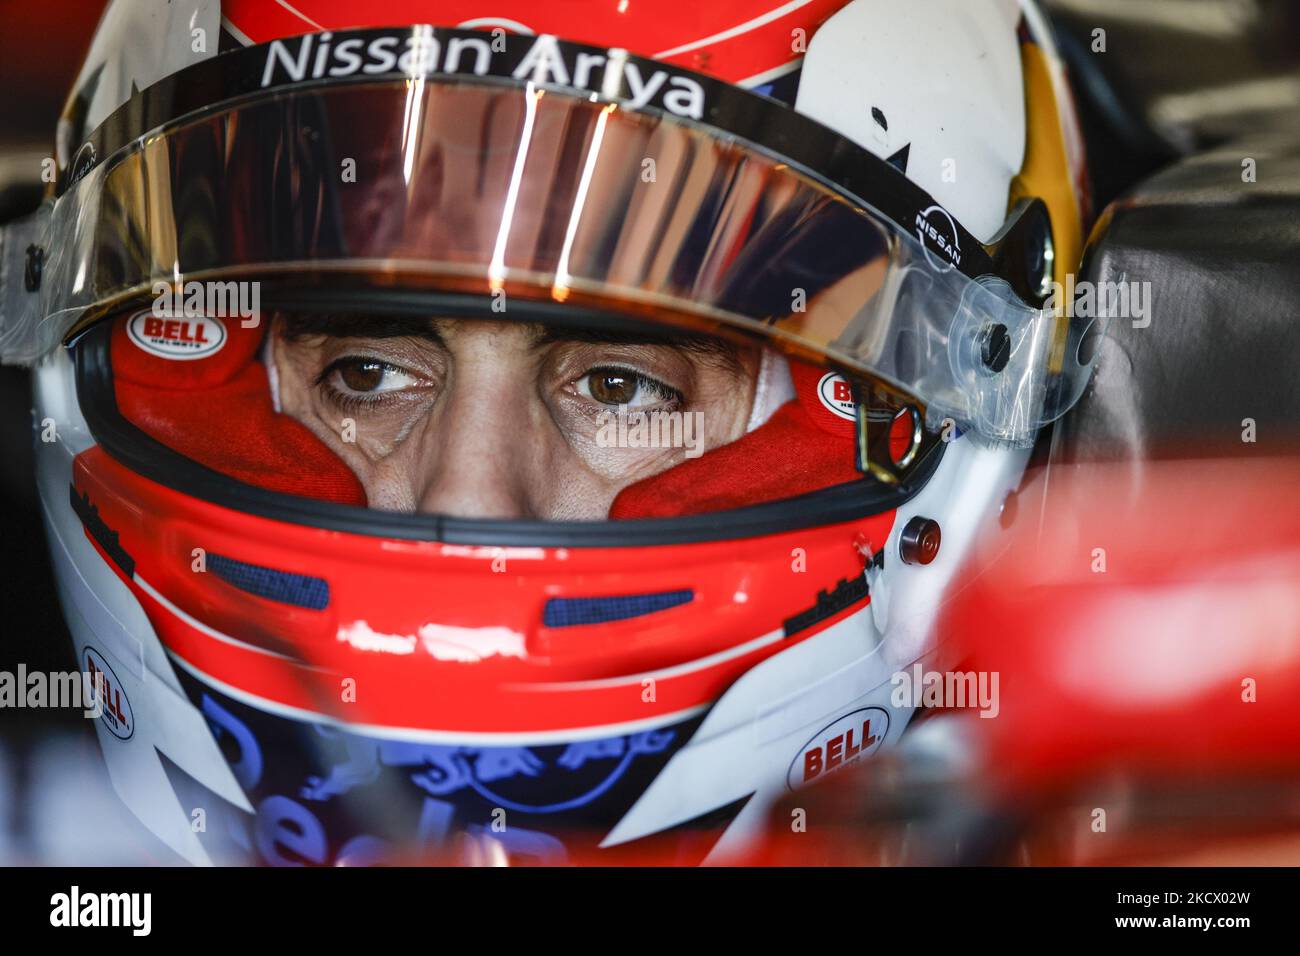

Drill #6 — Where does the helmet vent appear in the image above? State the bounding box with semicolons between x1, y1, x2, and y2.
543;591;693;628
207;554;330;611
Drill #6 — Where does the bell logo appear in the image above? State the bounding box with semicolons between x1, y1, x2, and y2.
816;372;857;422
84;647;133;739
787;707;888;789
128;310;227;360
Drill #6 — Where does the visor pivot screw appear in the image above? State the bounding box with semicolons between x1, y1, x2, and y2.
980;324;1010;373
899;516;941;566
24;245;43;292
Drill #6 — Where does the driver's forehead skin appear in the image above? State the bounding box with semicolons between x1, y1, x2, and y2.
268;313;762;520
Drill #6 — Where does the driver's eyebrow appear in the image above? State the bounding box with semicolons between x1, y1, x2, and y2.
531;324;745;368
276;312;743;366
277;313;446;344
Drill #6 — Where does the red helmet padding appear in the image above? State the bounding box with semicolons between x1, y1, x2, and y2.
609;399;861;519
110;313;906;516
610;361;865;519
111;317;368;506
111;314;263;389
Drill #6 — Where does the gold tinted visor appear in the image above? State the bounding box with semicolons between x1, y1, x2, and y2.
17;74;1091;443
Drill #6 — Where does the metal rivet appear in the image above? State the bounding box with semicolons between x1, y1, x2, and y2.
899;516;941;566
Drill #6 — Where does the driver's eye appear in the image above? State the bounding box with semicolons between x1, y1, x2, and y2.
340;359;386;392
324;357;420;395
590;371;637;405
577;367;681;408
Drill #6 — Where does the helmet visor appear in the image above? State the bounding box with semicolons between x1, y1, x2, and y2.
19;68;1090;444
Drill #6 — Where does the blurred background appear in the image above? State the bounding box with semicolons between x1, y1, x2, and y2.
0;0;178;864
1;0;1298;865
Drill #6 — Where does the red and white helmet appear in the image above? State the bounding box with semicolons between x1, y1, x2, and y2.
0;0;1093;864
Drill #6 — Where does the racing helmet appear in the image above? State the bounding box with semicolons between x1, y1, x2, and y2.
0;0;1093;864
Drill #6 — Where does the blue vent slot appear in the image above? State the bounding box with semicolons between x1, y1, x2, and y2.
543;590;693;628
208;553;330;611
